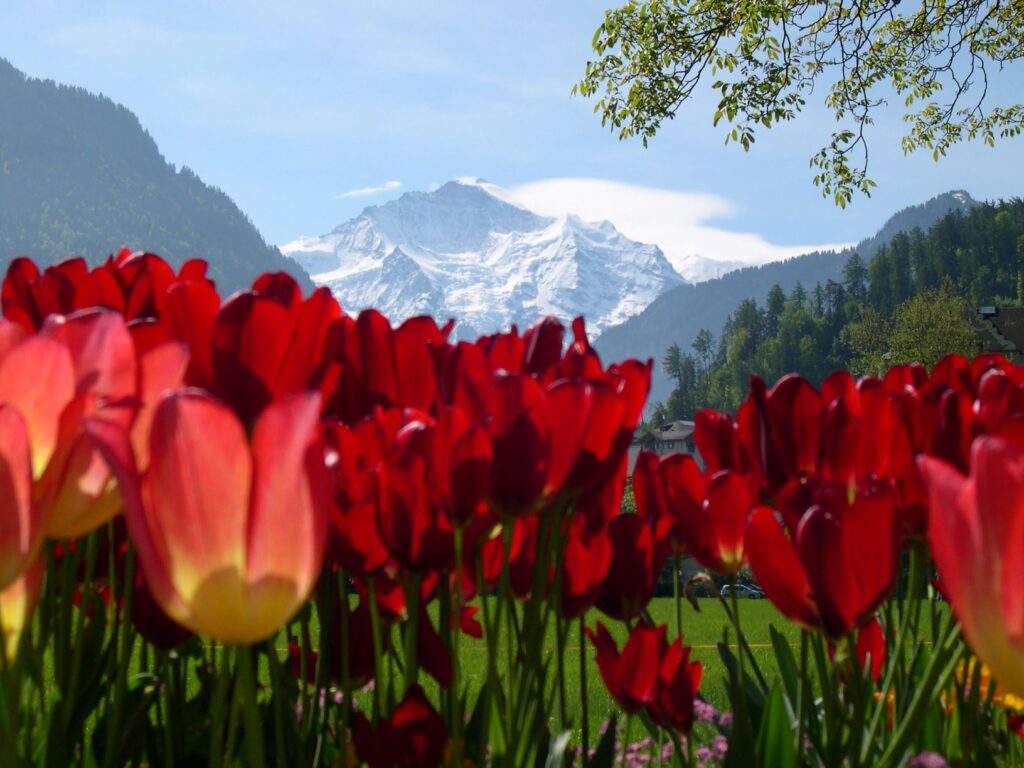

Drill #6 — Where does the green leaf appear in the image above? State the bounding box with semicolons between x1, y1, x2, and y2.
543;731;573;768
590;713;619;768
756;685;796;768
769;625;799;705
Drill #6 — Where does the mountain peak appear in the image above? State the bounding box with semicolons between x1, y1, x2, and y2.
283;180;685;337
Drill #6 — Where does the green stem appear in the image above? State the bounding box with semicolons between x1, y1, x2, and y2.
402;574;421;695
579;618;589;768
451;527;463;765
673;556;682;640
208;646;231;768
729;575;746;700
367;579;386;723
266;641;288;768
237;645;266;768
795;630;809;765
876;617;963;766
338;571;353;761
620;715;633;768
102;543;136;768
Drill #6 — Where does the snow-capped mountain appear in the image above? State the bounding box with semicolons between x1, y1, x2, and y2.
282;179;686;338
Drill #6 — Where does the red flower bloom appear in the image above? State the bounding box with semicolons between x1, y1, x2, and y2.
588;620;703;729
587;621;664;713
210;273;345;422
485;373;551;516
331;310;451;423
596;512;670;621
650;633;703;735
561;517;612;619
352;686;447;768
746;482;897;638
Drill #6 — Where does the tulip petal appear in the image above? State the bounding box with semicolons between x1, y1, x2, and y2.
147;391;252;638
0;335;76;474
245;392;329;641
0;407;38;590
796;490;896;637
85;416;188;623
746;507;821;632
42;309;136;404
970;439;1024;643
0;558;43;665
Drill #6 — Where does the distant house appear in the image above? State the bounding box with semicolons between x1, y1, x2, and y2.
627;420;697;474
976;306;1024;361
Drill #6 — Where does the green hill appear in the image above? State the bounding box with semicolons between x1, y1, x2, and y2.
0;58;312;295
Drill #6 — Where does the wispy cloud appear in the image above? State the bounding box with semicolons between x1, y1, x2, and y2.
334;180;402;199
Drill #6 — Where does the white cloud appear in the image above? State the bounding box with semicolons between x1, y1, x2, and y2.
506;178;853;280
334;180;402;199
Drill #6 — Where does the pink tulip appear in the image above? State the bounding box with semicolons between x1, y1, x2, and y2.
919;436;1024;697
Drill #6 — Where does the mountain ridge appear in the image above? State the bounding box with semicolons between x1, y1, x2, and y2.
0;57;312;295
593;190;980;405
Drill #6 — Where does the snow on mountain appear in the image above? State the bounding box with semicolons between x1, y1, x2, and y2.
282;179;686;338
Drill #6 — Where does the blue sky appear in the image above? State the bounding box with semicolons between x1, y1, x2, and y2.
2;1;1022;264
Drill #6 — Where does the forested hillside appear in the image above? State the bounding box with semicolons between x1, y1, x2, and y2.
594;191;977;404
653;199;1024;421
0;58;311;294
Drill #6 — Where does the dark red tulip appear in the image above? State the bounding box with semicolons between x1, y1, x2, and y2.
211;274;344;421
352;686;447;768
287;601;379;689
331;310;451;423
521;316;564;377
486;373;550;516
587;621;663;713
693;409;744;474
546;379;625;499
650;633;703;735
596;512;670;621
561;517;611;619
747;482;897;638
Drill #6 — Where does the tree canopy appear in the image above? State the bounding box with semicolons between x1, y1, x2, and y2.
575;0;1024;206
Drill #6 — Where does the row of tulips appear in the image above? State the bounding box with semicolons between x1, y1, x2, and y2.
0;249;1020;766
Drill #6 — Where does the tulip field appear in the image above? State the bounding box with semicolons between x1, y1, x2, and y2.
1;250;1023;767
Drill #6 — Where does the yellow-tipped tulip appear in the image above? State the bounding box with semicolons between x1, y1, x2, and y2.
89;389;331;644
0;559;43;665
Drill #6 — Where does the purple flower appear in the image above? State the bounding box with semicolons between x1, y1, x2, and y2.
909;753;949;768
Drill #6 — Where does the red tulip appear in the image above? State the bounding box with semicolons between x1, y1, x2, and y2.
746;481;897;638
561;517;612;619
88;390;331;643
287;600;379;689
211;274;345;421
694;409;744;474
486;373;551;516
650;633;703;735
587;621;664;713
918;437;1024;698
352;685;447;768
331;310;451;423
546;379;625;499
596;512;670;621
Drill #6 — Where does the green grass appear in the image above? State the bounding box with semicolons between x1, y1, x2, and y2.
327;596;950;740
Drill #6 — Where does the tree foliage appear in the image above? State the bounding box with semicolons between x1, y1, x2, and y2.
575;0;1024;205
654;198;1024;418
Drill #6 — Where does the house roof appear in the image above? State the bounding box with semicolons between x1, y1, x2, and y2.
990;308;1024;352
650;420;695;442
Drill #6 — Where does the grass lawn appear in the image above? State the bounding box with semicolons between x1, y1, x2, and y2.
328;595;948;741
